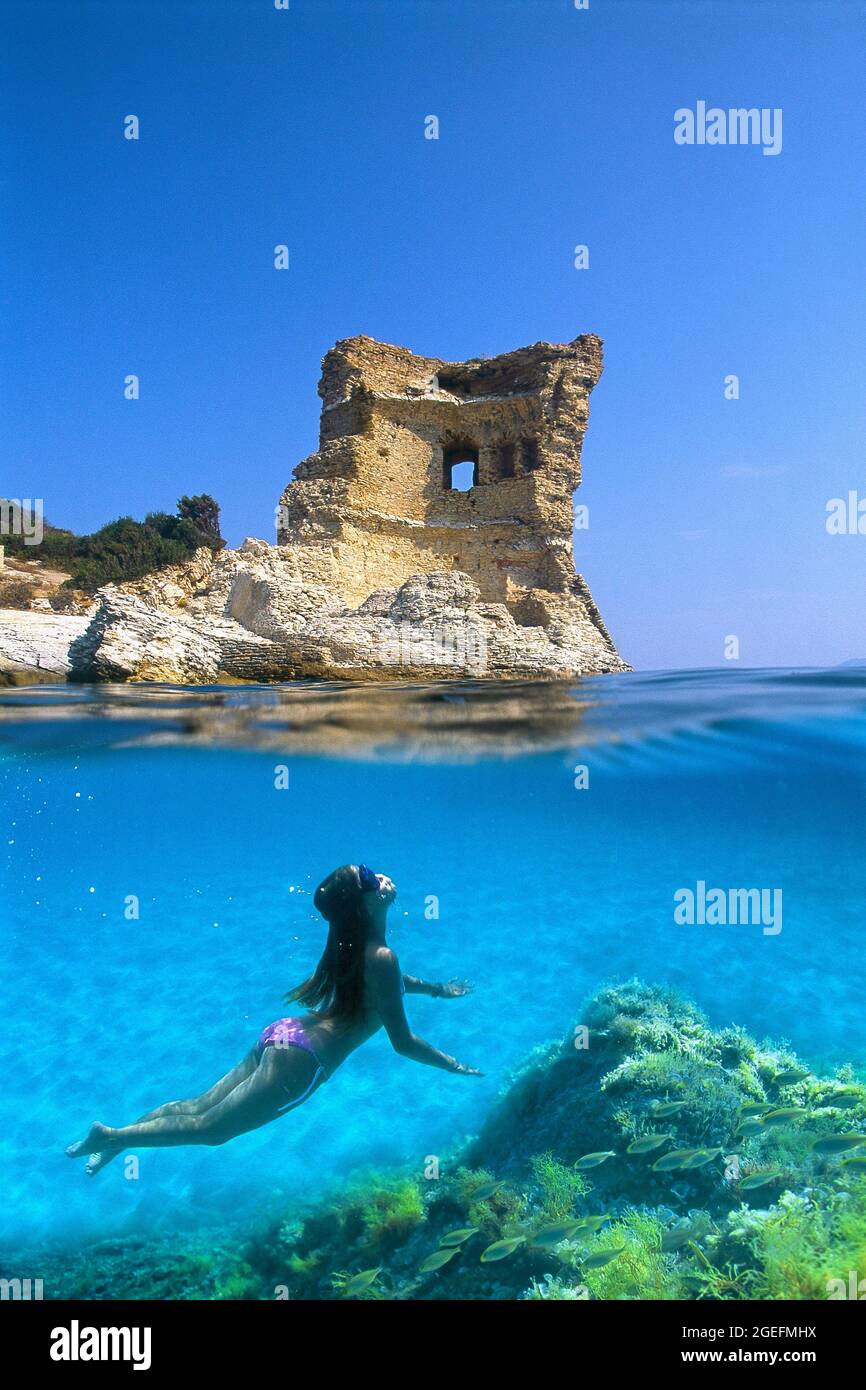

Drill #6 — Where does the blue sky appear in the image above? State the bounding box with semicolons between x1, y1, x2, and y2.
3;0;865;670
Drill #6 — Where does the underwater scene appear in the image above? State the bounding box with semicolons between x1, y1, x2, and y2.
1;667;865;1301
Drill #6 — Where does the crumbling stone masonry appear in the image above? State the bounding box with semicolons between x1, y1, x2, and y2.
276;334;619;645
2;334;629;684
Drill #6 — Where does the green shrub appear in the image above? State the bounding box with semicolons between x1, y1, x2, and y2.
0;494;224;592
0;579;35;609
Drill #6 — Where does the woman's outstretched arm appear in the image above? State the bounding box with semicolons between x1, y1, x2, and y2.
403;975;474;998
372;948;482;1076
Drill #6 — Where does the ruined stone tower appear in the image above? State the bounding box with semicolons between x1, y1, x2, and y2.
276;333;619;653
62;333;627;684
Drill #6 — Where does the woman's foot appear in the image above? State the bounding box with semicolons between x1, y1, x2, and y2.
84;1146;120;1176
65;1122;114;1160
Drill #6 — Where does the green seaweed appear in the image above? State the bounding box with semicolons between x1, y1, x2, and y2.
10;978;866;1302
529;1151;590;1221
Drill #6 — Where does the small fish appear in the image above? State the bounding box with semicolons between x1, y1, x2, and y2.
650;1101;688;1118
739;1102;774;1116
574;1150;616;1170
626;1134;673;1154
774;1069;810;1086
530;1222;584;1249
570;1214;612;1235
681;1148;723;1169
439;1227;479;1248
840;1153;866;1169
761;1108;805;1127
739;1169;783;1189
581;1245;625;1269
652;1149;703;1172
660;1216;715;1252
419;1248;458;1273
810;1134;866;1155
343;1267;381;1297
479;1237;525;1263
826;1093;863;1110
471;1180;505;1201
736;1118;767;1137
661;1224;698;1252
687;1240;714;1270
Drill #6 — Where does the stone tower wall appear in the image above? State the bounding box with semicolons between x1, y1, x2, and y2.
277;334;605;620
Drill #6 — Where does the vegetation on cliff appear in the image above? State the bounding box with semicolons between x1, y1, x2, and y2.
0;495;224;596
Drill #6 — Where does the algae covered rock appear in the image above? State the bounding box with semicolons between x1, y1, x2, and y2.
8;979;865;1301
465;978;866;1216
232;980;866;1302
465;980;749;1209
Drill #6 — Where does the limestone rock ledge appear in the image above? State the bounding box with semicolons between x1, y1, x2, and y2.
47;540;628;684
0;610;92;684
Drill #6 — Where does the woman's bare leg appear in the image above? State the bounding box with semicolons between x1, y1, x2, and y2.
122;1049;260;1123
67;1049;261;1173
71;1048;323;1170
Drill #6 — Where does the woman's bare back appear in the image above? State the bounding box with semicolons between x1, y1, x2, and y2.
301;943;398;1076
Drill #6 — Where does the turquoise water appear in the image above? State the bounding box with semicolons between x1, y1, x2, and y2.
0;669;864;1245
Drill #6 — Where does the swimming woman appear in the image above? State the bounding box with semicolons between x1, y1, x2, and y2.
66;864;481;1175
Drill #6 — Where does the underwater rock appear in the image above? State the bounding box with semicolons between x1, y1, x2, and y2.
219;981;866;1301
8;980;865;1301
462;980;866;1212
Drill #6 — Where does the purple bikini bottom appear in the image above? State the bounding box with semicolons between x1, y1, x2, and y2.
256;1017;327;1111
257;1015;319;1060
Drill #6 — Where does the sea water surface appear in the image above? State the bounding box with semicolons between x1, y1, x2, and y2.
0;667;864;1244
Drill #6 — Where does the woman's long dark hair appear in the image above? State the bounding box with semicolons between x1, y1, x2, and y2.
284;865;370;1020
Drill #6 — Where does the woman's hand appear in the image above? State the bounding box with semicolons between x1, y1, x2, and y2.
434;978;474;999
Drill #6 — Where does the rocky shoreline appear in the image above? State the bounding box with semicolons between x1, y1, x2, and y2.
0;609;91;684
0;542;629;686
